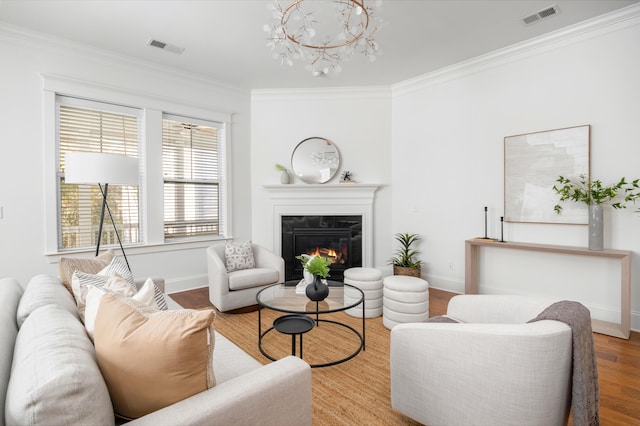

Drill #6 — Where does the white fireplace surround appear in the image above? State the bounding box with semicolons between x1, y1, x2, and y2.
262;184;380;267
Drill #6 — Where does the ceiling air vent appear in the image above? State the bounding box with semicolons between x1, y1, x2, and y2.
521;4;560;25
147;39;185;55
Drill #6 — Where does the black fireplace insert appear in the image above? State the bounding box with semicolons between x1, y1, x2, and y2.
282;215;362;281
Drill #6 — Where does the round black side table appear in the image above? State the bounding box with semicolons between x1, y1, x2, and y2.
272;314;315;360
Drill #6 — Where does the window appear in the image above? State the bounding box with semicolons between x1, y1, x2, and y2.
57;96;140;251
162;114;223;240
45;75;231;256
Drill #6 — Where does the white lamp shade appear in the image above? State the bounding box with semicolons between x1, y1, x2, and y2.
65;152;139;185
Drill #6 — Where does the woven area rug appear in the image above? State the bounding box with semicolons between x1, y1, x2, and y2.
209;306;420;426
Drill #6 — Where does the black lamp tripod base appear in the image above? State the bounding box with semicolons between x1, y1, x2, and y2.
96;183;131;272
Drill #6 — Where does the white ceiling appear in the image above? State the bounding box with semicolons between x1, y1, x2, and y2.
0;0;637;90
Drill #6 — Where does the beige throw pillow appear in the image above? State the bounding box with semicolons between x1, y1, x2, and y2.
225;241;255;272
71;262;137;320
94;294;216;419
84;277;159;340
58;249;115;293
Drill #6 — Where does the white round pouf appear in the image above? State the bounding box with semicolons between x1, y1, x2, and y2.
383;275;429;329
343;267;383;318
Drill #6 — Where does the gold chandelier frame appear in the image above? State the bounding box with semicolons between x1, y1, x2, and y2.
279;0;371;51
265;0;383;74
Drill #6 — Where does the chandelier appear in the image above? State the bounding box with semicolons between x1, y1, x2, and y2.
264;0;384;76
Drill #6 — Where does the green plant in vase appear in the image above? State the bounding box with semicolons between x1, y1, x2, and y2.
552;174;640;250
389;232;422;277
296;254;332;301
552;174;640;212
275;163;290;184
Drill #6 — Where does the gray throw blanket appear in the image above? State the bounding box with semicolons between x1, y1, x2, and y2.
528;301;600;426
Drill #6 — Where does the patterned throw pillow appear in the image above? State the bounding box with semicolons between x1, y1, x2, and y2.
225;241;255;272
71;257;138;319
58;250;115;293
71;271;135;320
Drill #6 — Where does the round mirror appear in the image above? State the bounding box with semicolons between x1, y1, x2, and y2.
291;137;340;184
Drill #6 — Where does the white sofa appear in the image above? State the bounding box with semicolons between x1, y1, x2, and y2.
207;243;284;312
0;274;311;426
390;295;573;426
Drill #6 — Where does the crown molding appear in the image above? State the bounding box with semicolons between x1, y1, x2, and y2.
251;85;391;102
0;22;249;99
41;73;235;123
392;3;640;97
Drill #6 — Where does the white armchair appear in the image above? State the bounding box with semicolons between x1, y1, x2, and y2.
390;295;573;426
207;243;284;312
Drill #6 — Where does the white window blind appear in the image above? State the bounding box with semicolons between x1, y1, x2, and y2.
162;114;222;240
57;96;141;251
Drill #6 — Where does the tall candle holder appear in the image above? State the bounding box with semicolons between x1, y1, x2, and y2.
476;206;497;241
499;216;506;243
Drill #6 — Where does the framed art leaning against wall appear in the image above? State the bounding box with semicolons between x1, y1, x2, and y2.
504;125;590;224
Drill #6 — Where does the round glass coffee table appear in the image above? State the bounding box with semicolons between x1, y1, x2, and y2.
256;280;365;368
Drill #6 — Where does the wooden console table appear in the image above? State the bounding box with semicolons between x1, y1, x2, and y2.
465;239;631;339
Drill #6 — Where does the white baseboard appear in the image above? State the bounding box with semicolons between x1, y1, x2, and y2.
165;274;208;295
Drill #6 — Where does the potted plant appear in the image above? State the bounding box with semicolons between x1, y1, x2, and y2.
275;163;290;184
389;232;422;277
552;174;640;250
295;254;332;301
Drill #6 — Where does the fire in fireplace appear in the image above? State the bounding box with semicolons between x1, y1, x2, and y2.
282;215;362;281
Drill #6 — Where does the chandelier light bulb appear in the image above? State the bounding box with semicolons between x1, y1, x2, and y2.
265;0;384;76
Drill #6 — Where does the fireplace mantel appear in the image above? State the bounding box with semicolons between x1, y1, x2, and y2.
263;184;380;267
263;184;380;197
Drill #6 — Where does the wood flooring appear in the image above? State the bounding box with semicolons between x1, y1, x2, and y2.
170;287;640;425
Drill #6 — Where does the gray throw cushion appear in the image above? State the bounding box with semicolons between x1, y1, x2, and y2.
0;278;24;425
5;304;114;426
16;274;78;328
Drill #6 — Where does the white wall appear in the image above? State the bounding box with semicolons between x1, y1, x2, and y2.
392;9;640;329
0;26;252;292
250;88;393;269
3;6;639;333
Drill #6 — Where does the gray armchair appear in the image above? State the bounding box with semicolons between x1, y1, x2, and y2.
207;242;284;312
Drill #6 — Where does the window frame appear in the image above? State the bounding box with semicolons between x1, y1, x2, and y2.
43;75;232;259
162;113;226;242
56;95;143;252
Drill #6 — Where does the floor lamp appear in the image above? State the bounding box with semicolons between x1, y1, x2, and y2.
64;152;139;271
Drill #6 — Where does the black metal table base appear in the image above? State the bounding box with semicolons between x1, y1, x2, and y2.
258;317;364;368
257;282;365;368
272;314;315;359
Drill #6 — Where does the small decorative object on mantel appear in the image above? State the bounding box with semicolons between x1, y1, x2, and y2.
499;216;506;243
389;232;422;277
552;174;640;250
275;163;290;184
296;254;332;301
340;170;356;183
474;206;498;241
